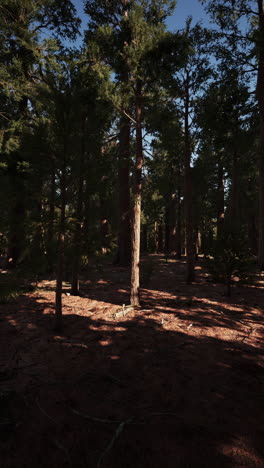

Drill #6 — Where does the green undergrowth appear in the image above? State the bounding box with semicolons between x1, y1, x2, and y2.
0;271;36;304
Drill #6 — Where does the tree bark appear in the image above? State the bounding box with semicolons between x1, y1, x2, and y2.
6;161;26;267
216;162;225;239
165;205;170;253
71;118;85;295
154;221;159;253
169;192;177;252
184;71;195;283
175;186;182;259
55;152;66;331
130;80;143;307
47;158;56;272
158;223;163;252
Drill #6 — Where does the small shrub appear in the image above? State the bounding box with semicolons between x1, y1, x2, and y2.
206;228;253;296
0;272;36;304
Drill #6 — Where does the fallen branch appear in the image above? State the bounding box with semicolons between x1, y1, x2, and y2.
97;417;134;468
112;304;133;320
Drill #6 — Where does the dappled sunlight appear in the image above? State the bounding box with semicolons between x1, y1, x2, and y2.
1;255;264;467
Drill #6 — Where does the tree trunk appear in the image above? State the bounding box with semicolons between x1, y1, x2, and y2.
47;158;56;272
158;223;163;252
6;161;26;268
83;179;90;253
257;0;264;269
116;115;131;264
154;221;159;253
33;197;45;258
130;80;143;307
169;192;177;252
164;205;170;253
71;119;85;295
100;218;110;254
55;154;66;331
216;162;225;240
175;186;182;259
184;72;195;283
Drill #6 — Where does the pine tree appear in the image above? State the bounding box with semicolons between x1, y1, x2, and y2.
199;0;264;266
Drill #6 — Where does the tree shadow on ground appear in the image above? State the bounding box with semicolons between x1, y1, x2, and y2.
80;255;264;344
1;282;264;468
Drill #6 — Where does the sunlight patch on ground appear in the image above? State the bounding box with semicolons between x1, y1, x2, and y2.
99;339;112;346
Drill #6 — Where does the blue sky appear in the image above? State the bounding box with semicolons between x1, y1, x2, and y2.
167;0;210;30
71;0;209;45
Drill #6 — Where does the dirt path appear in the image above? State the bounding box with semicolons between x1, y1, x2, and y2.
1;255;264;467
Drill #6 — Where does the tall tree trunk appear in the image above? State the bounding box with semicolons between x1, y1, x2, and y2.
158;223;163;253
100;218;110;254
55;153;66;331
83;179;90;253
130;80;143;307
165;191;176;253
164;204;170;253
6;95;28;267
257;0;264;269
154;221;159;253
33;196;45;257
184;72;195;283
6;161;26;267
116;115;131;264
170;192;177;252
47;158;56;272
216;162;225;240
176;186;182;259
71;119;85;295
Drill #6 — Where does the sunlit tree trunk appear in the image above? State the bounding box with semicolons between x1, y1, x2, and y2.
130;79;143;307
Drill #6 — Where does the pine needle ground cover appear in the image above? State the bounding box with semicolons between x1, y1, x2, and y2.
1;255;264;468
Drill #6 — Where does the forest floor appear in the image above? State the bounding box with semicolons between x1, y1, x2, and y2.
1;255;264;468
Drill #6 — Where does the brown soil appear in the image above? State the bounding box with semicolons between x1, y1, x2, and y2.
1;255;264;468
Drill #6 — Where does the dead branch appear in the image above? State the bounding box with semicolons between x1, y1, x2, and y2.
97;417;134;468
